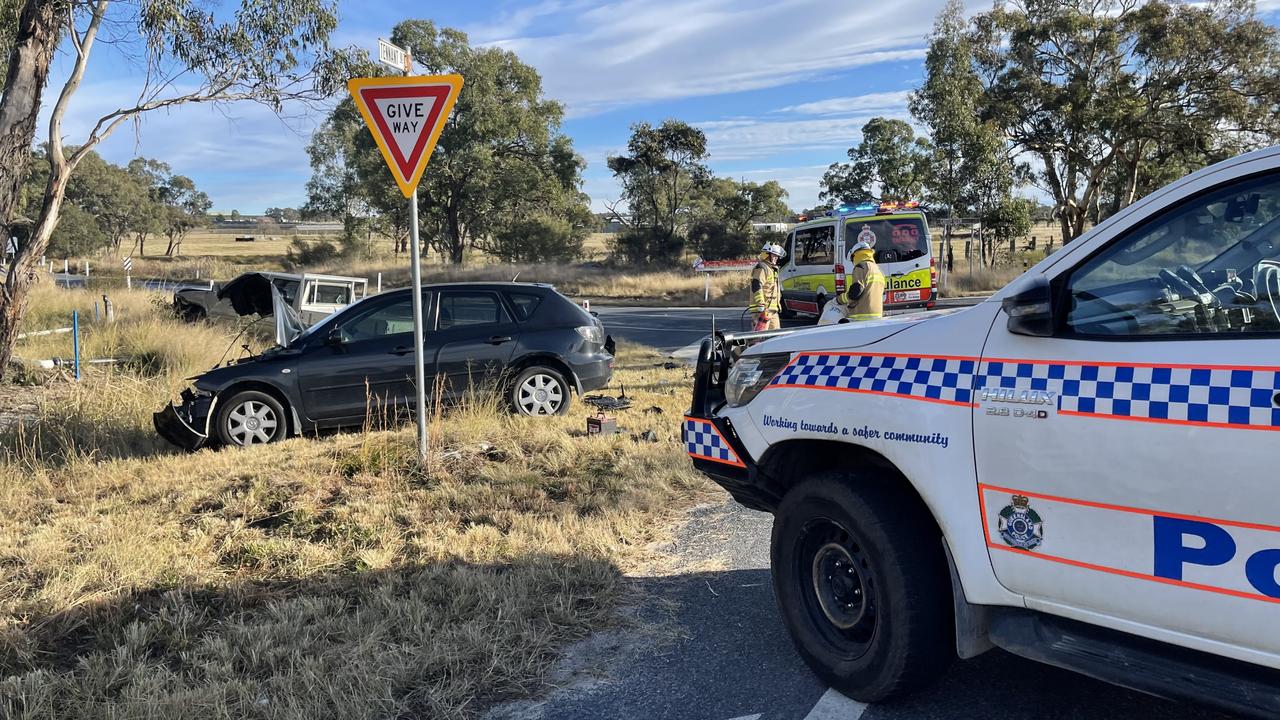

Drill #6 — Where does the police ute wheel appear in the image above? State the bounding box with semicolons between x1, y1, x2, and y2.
215;390;287;448
771;472;953;701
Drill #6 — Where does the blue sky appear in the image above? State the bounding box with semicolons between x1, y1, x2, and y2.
36;0;1280;216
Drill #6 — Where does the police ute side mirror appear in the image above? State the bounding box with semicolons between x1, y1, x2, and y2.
1003;276;1054;337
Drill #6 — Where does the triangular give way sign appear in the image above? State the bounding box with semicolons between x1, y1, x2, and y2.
348;75;464;197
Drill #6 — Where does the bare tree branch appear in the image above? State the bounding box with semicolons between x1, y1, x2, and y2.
49;0;107;169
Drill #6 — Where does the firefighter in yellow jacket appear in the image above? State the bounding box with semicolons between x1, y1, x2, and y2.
749;242;785;331
838;229;885;321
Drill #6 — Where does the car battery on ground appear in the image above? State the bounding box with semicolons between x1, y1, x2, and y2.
586;413;618;435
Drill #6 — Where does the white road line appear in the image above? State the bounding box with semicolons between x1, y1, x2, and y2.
725;715;762;720
802;688;868;720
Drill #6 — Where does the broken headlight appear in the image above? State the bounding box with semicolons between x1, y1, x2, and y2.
725;352;792;407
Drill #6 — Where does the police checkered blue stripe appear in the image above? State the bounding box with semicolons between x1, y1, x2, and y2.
977;360;1280;429
770;353;978;405
684;418;743;465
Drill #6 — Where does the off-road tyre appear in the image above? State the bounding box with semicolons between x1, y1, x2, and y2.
215;390;288;448
771;471;954;701
509;365;571;416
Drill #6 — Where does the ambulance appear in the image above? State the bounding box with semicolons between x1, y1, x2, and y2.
683;147;1280;715
779;201;937;320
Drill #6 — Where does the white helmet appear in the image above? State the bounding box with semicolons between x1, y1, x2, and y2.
761;242;785;259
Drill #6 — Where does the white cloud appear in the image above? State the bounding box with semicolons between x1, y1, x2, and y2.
489;0;938;116
778;90;913;116
698;111;914;161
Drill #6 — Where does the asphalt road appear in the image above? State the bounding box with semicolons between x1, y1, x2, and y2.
595;297;987;356
489;499;1234;720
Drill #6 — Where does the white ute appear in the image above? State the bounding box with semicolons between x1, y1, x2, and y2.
684;147;1280;716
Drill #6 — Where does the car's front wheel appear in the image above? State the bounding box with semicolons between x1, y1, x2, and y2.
510;366;571;416
771;472;953;701
215;390;287;447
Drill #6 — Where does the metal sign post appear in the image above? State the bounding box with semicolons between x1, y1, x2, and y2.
349;55;463;459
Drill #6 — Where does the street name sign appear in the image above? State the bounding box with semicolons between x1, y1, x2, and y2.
347;75;463;197
377;38;411;73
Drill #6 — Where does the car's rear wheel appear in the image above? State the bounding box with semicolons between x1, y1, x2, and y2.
215;390;287;447
510;366;570;416
771;472;953;701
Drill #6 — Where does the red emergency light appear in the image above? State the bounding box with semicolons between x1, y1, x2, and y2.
878;200;921;213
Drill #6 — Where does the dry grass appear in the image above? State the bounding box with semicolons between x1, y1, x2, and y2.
8;283;285;465
0;289;712;718
938;264;1027;297
14;284;244;372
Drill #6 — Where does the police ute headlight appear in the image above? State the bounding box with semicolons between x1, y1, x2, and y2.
725;353;792;407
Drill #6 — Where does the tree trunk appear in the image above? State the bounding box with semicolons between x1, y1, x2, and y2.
446;205;464;264
0;1;68;380
0;165;70;377
0;1;64;233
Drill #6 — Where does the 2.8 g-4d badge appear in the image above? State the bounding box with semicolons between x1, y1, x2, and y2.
998;494;1044;550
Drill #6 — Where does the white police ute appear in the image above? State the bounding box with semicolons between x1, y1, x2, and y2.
684;147;1280;716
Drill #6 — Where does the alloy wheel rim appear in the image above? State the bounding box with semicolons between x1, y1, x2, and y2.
517;374;563;415
227;400;279;445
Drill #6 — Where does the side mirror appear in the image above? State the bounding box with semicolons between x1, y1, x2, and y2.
1002;276;1054;337
325;326;344;346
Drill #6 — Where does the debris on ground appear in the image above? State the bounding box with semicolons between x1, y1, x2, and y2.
635;429;659;443
644;405;664;415
583;384;632;412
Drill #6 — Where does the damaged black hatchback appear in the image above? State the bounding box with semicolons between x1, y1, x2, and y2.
154;281;614;450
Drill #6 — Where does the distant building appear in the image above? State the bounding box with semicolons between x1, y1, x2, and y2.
752;222;793;234
596;213;631;234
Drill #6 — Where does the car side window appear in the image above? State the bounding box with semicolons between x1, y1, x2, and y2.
311;282;351;305
793;225;834;266
274;279;299;305
438;292;510;330
1065;173;1280;337
506;292;542;322
338;296;418;343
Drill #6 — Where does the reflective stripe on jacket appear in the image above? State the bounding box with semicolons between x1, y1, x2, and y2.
750;261;781;313
838;248;884;320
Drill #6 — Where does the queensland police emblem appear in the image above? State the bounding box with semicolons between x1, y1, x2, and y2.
998;494;1044;550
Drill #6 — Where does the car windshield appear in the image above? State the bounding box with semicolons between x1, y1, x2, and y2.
846;214;929;264
287;304;354;347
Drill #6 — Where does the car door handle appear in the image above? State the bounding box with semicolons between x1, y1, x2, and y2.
488;335;512;345
389;345;413;356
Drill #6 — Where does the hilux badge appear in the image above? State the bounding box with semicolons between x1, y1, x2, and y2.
979;387;1056;405
998;494;1044;550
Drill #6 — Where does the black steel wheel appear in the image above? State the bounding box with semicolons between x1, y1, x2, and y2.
771;471;953;701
